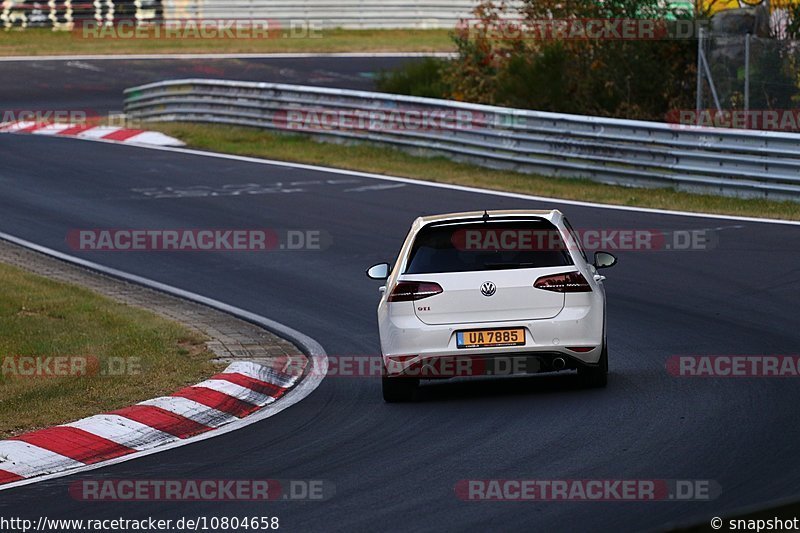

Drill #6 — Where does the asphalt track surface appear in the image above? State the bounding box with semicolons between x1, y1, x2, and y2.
0;132;799;532
0;55;417;115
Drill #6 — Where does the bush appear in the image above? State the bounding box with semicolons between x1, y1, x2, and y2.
378;0;699;121
375;57;451;98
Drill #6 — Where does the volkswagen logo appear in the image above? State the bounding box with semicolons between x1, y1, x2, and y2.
480;281;497;297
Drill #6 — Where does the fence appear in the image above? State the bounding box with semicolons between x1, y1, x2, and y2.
0;0;522;29
697;30;800;126
123;78;800;201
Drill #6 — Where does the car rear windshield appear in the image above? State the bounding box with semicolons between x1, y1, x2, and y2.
404;219;574;274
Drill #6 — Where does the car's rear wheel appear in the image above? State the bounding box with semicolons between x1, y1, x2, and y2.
578;344;608;388
382;372;418;403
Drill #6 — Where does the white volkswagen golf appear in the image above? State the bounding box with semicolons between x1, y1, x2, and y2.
367;210;617;402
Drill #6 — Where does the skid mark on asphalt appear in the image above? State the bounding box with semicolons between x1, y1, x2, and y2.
65;60;103;72
129;179;405;199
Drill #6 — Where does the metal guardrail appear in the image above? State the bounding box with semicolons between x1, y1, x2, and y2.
123;78;800;201
160;0;520;29
3;0;501;29
1;0;160;30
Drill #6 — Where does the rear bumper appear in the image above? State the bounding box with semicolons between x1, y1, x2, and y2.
383;351;601;379
379;303;604;376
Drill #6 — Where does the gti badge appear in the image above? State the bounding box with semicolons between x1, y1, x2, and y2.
480;281;496;297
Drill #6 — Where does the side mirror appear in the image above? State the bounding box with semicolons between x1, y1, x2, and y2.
366;263;390;280
594;251;617;270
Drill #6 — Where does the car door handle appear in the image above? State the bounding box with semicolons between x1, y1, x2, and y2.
379;286;386;293
594;275;606;282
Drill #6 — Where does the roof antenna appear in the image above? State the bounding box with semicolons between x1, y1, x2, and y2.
482;210;490;223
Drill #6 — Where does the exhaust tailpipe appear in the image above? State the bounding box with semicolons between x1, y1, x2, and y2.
552;357;566;371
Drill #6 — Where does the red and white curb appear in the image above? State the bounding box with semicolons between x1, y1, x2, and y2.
0;328;323;493
0;121;184;147
0;225;328;493
0;359;307;488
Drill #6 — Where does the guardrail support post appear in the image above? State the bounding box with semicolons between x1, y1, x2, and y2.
744;33;751;125
696;27;704;125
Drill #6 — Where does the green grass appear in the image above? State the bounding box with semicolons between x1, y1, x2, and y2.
147;122;800;221
0;28;455;56
0;262;218;438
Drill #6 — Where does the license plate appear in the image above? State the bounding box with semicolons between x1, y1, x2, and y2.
456;328;526;349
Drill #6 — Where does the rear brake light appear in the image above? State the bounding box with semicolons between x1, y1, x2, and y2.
388;281;443;302
534;271;592;293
